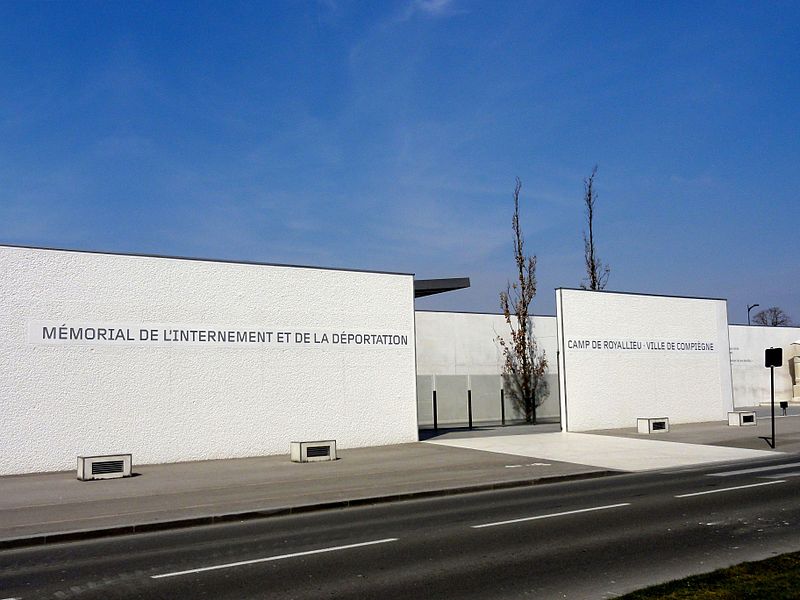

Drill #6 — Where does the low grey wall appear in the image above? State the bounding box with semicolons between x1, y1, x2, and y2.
416;373;558;428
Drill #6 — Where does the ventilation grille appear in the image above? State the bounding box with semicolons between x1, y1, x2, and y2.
306;446;330;458
637;417;669;434
92;460;125;475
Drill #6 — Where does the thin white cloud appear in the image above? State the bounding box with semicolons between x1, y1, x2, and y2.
396;0;465;23
414;0;458;17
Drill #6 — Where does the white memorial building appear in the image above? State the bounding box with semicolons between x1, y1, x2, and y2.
1;244;798;475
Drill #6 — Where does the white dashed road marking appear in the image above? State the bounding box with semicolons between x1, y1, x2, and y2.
675;480;786;498
471;503;631;529
151;538;399;579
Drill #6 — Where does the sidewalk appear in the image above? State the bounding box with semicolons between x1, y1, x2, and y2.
3;409;796;551
588;409;800;454
0;442;614;549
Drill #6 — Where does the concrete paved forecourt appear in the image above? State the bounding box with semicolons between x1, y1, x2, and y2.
427;432;776;472
429;407;797;471
2;407;797;549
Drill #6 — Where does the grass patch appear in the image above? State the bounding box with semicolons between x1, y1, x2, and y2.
617;551;800;599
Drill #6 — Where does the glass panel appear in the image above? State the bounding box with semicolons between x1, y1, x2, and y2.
502;375;527;423
470;375;503;425
416;375;434;428
435;375;469;427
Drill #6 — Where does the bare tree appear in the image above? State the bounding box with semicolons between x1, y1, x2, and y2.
498;178;548;424
581;165;610;291
752;306;793;327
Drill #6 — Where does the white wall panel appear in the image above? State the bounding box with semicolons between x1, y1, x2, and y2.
0;246;417;475
556;289;733;432
729;324;800;406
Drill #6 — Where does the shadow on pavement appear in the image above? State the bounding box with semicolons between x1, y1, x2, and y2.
419;421;561;441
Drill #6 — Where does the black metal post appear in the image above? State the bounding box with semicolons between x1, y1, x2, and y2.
432;390;438;432
500;388;506;426
771;365;776;447
468;389;473;430
761;366;776;448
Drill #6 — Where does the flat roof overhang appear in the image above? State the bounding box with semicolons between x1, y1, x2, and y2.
414;277;470;298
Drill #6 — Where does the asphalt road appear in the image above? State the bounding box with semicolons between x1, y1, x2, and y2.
3;455;800;600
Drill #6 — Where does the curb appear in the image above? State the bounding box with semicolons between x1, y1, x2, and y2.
0;469;621;550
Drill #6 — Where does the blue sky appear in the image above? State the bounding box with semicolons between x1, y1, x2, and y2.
1;1;798;322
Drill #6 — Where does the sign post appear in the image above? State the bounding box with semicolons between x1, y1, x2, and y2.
761;347;783;448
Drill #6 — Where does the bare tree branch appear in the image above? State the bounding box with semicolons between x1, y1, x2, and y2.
752;306;793;327
498;178;548;424
581;165;610;291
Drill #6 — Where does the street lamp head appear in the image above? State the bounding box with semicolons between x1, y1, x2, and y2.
747;303;761;326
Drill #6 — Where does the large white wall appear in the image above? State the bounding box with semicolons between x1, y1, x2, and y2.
0;246;418;475
556;289;734;431
729;324;800;406
414;311;560;421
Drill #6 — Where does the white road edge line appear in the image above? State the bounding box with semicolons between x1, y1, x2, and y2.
150;538;399;579
675;480;786;498
471;503;631;529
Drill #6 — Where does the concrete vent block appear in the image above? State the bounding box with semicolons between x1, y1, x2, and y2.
728;411;757;426
290;440;337;463
77;454;132;481
637;418;669;434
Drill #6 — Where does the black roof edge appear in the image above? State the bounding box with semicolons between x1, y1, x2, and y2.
0;243;415;277
414;277;471;298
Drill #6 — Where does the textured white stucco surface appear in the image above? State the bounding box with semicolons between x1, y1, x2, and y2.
414;311;560;420
729;324;800;406
0;246;417;475
556;289;734;432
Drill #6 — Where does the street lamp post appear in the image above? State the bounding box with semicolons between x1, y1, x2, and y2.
747;303;760;325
